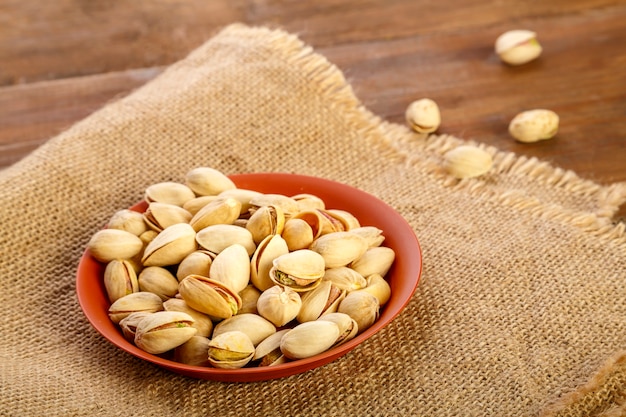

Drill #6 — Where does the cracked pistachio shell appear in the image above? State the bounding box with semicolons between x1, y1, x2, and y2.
178;275;242;319
189;197;242;232
174;336;212;367
246;204;285;244
405;98;441;133
269;250;325;293
257;285;302;327
253;329;290;366
280;321;340;360
212;313;276;346
296;280;345;323
107;209;148;236
163;298;213;338
338;291;380;334
251;234;289;291
195;224;256;256
208;331;255;369
182;195;218;216
108;291;163;324
118;312;153;342
87;229;144;263
239;284;262;315
292;209;341;238
104;259;139;303
143;202;192;232
137;266;179;301
495;30;542;65
309;231;368;269
291;193;325;211
443;145;493;179
209;244;251;294
349;226;385;248
185;167;236;196
281;218;315;252
508;109;559;143
350;246;396;278
218;188;263;216
141;223;197;267
356;273;391;306
325;209;361;231
134;311;197;354
322;267;367;293
318;312;358;346
176;250;213;282
249;194;300;220
144;182;196;207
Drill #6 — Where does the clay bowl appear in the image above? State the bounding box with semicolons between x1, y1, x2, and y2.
77;173;422;382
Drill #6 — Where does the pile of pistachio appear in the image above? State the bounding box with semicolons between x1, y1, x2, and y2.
87;167;395;369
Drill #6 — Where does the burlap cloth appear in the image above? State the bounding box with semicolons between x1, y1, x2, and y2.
1;23;625;417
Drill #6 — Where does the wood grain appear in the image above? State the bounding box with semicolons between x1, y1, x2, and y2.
1;0;624;218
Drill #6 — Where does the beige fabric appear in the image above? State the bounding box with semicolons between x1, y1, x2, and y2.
1;23;625;417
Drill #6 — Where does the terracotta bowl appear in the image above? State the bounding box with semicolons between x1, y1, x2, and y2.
76;173;422;382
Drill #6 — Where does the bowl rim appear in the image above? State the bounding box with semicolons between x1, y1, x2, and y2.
76;172;422;382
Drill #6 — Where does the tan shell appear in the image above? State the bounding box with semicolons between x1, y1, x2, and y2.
239;284;262;315
163;298;214;338
87;229;144;263
250;234;289;291
269;249;325;292
137;266;179;301
178;274;242;319
508;109;559;143
405;98;441;133
280;321;340;360
189;197;242;232
182;195;219;216
134;311;197;354
212;313;276;346
338;291;380;334
322;267;367;293
281;218;315;251
208;330;255;369
325;209;361;231
108;291;163;324
292;209;341;238
118;312;153;342
245;204;285;244
349;226;385;248
443;145;493;179
291;194;325;211
249;194;300;220
185;167;236;196
141;223;197;267
143;202;192;232
175;250;214;282
209;244;251;294
296;280;346;323
253;329;291;366
107;209;148;236
144;182;195;207
257;285;303;327
103;259;139;303
309;231;368;268
495;30;542;65
318;312;358;346
174;336;212;366
357;273;392;306
350;246;396;278
195;224;256;256
218;188;263;217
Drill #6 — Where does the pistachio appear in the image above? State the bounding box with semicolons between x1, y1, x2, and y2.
103;259;139;303
118;311;153;342
245;204;285;244
443;145;493;179
163;298;213;338
405;98;441;133
143;202;192;232
208;331;255;369
178;274;242;319
309;231;368;268
249;194;300;220
134;311;197;354
317;312;358;346
189;197;242;232
257;285;302;327
174;336;212;367
291;193;325;211
185;167;236;196
322;267;367;293
250;234;289;291
141;223;197;267
508;109;559;143
280;321;340;360
209;243;251;293
239;284;262;315
495;30;542;65
269;249;326;292
253;329;290;366
357;273;392;306
108;291;163;324
296;280;345;323
175;250;213;282
137;266;179;301
107;209;148;236
195;224;256;256
87;229;144;263
218;188;263;216
212;313;276;346
338;291;380;334
281;218;315;251
144;182;196;207
350;246;396;278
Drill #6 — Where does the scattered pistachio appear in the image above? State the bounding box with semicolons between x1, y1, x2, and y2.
405;98;441;133
508;109;559;143
443;145;493;179
495;30;542;65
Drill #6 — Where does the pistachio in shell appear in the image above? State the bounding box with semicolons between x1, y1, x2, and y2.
208;330;255;369
209;244;251;294
185;167;236;196
337;291;380;334
195;224;256;256
309;231;368;268
163;298;214;338
280;321;340;360
87;229;144;263
175;250;214;282
143;202;192;232
349;246;395;278
103;259;139;303
118;312;153;342
257;285;302;327
141;223;197;267
317;312;359;346
239;284;262;315
281;218;314;252
174;336;212;366
296;280;345;323
108;291;163;324
107;209;148;236
245;204;285;244
189;197;242;232
138;266;179;301
250;234;289;291
212;313;276;346
144;182;196;207
134;311;197;354
269;249;325;292
253;329;291;366
178;274;242;319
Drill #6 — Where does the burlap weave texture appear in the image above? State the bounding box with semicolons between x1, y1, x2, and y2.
1;24;625;417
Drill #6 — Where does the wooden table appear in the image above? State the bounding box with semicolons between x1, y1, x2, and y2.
1;0;624;216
